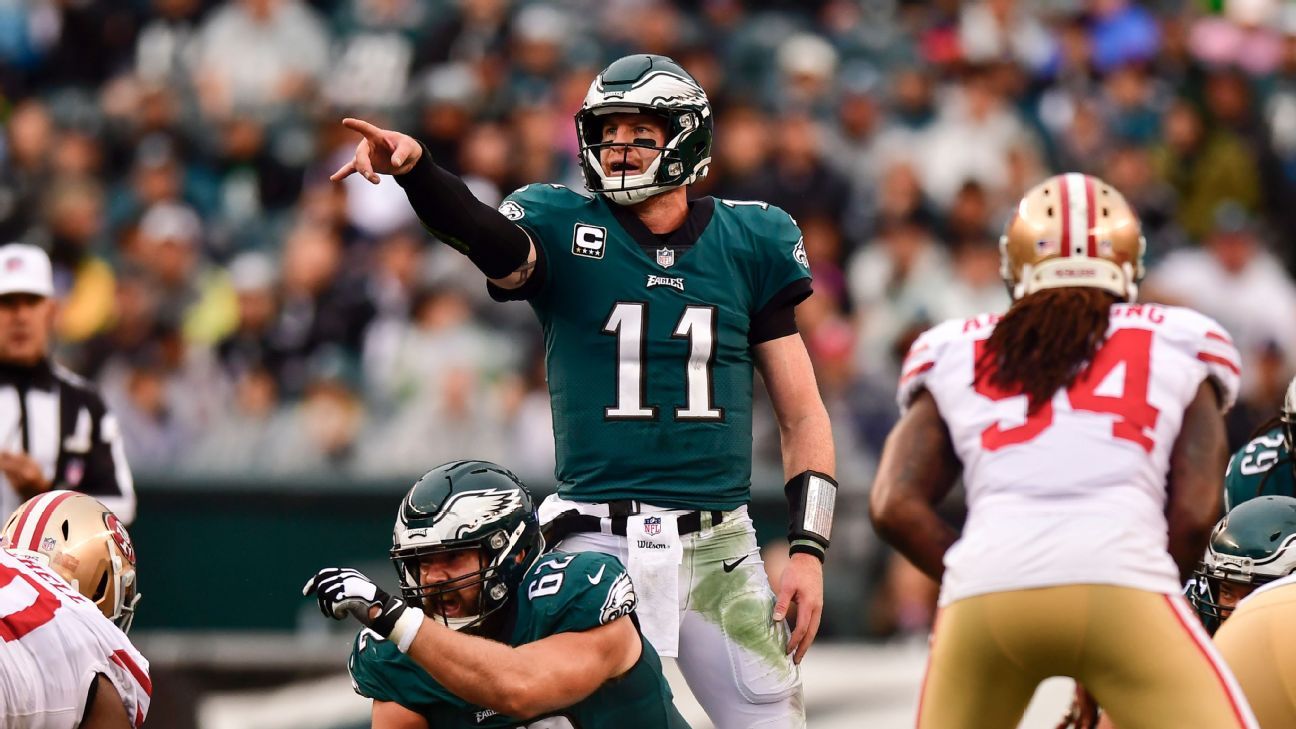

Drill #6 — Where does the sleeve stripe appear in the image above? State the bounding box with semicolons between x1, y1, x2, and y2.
110;649;152;696
1197;352;1240;375
1205;331;1233;344
900;361;935;385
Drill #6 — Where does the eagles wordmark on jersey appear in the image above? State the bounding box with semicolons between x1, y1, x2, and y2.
349;550;687;729
494;184;810;511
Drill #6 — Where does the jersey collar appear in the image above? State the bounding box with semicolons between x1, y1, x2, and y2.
602;195;716;259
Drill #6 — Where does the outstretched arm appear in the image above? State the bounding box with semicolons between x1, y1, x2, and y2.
869;390;962;582
331;117;537;290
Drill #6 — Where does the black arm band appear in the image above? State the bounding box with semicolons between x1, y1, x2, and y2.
394;144;531;279
785;470;837;562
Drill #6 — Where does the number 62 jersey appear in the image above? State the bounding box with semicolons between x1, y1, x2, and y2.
0;549;150;728
898;303;1241;606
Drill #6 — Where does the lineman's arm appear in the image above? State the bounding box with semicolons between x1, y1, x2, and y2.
869;389;962;582
371;700;429;729
330;117;537;290
753;332;833;663
401;614;641;719
1166;381;1229;582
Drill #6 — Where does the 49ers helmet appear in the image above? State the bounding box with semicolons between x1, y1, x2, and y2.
1;491;140;632
1000;173;1147;301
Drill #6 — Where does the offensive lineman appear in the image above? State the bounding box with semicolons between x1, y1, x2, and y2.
870;173;1257;728
304;460;689;728
330;54;833;727
0;491;149;728
1223;375;1296;510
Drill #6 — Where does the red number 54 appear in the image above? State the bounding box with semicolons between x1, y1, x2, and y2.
974;328;1160;452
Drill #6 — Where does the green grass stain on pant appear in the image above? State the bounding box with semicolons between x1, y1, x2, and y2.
689;564;791;672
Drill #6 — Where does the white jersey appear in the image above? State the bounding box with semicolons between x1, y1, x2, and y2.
899;303;1241;606
0;549;150;728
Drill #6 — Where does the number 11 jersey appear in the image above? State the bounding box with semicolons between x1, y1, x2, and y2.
898;303;1241;606
494;185;811;511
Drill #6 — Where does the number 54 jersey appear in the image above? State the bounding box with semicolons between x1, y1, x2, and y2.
899;303;1241;606
492;186;811;511
0;549;150;728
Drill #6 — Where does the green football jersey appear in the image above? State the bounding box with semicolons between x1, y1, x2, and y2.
349;550;689;729
1224;426;1295;510
497;186;812;510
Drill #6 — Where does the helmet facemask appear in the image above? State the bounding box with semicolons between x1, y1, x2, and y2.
1281;376;1296;455
574;54;713;206
393;526;528;632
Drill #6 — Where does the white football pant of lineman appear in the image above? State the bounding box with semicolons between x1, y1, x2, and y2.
556;506;804;729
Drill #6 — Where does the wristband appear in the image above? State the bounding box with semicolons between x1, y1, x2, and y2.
785;470;837;562
388;606;425;653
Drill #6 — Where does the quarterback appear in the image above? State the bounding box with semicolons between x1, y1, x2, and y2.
870;173;1257;728
331;54;833;727
304;460;689;728
0;491;149;728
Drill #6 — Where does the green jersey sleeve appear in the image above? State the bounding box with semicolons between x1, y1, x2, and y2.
348;628;454;709
492;183;596;303
519;551;638;638
1224;427;1295;510
743;202;813;312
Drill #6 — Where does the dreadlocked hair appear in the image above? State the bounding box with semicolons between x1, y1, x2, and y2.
978;287;1119;413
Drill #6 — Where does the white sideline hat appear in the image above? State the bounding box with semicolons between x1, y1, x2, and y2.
0;244;54;297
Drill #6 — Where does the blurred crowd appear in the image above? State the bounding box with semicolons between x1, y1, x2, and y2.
4;0;1296;634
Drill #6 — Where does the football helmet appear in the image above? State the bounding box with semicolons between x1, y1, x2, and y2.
1;491;140;632
574;54;713;205
390;460;543;632
1000;173;1147;301
1191;495;1296;631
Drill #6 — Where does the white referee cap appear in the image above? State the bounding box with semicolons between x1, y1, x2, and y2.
0;243;55;297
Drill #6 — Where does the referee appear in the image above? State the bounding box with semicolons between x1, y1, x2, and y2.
0;243;135;523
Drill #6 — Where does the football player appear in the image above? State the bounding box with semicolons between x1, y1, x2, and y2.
1212;497;1296;727
1223;375;1296;510
330;54;832;727
303;460;690;729
0;490;149;728
870;173;1258;728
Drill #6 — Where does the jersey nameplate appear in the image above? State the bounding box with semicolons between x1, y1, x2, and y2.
573;223;607;259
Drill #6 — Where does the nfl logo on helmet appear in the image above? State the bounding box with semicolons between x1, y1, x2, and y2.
643;516;662;536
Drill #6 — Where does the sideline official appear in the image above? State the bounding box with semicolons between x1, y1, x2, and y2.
0;243;135;523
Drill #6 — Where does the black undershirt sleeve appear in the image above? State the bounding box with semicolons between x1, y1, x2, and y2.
393;144;533;280
487;238;547;302
749;278;813;345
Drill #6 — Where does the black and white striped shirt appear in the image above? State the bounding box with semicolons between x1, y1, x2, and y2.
0;360;135;524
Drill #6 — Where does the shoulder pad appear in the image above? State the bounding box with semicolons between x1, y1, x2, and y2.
897;315;993;412
500;183;593;222
1144;305;1241;412
523;550;636;630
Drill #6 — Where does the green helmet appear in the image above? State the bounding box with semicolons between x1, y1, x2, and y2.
1191;495;1296;631
390;461;543;632
574;54;713;205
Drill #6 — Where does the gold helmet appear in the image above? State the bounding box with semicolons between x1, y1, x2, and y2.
1000;173;1146;301
1;491;140;632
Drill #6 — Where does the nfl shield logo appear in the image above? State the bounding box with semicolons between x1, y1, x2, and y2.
643;516;662;536
656;247;675;268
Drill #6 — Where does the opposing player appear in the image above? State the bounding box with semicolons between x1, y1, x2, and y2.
0;490;149;728
304;460;689;728
869;173;1257;728
331;54;833;727
1213;499;1296;726
1223;376;1296;510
